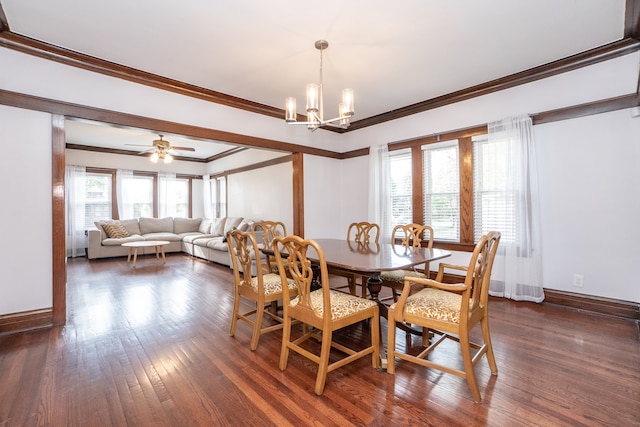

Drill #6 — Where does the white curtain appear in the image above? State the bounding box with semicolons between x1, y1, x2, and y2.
116;169;134;219
368;144;392;243
65;165;86;257
202;174;213;219
487;115;544;302
158;172;177;217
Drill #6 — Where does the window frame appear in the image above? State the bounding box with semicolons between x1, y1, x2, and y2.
85;168;195;219
388;125;486;252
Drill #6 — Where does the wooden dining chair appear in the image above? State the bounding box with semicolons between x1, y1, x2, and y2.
332;221;381;297
251;220;287;274
273;235;380;395
380;223;434;301
227;228;297;351
387;231;501;402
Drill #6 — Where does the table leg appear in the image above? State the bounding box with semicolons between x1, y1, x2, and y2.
366;273;388;368
160;245;166;264
367;272;426;369
127;248;132;263
131;248;138;268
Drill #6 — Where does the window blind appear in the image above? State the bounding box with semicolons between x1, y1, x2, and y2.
422;140;460;241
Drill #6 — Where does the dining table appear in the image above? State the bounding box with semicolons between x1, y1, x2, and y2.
267;237;451;367
311;239;451;318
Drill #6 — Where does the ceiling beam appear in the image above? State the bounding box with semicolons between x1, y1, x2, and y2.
625;0;640;39
0;88;342;159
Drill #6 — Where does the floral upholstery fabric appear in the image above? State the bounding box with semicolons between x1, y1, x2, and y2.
290;289;377;320
380;269;426;283
390;287;462;324
250;273;296;296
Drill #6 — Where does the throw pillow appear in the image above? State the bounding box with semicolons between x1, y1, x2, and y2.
103;221;130;239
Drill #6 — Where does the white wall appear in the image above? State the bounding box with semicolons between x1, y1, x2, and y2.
0;105;53;314
304;154;344;239
535;109;640;301
227;162;294;231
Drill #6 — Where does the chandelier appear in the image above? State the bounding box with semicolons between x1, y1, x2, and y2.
285;40;354;130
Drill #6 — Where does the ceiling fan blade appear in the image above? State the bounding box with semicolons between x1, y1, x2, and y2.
170;146;196;152
125;143;153;147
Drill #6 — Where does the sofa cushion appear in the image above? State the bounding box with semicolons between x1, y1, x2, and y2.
102;234;145;246
183;234;214;244
198;219;212;234
193;236;220;247
224;217;243;235
142;232;181;242
237;218;258;232
178;231;205;240
210;217;226;236
94;221;108;240
102;221;130;239
120;218;141;235
207;238;229;251
139;217;174;234
174;217;202;234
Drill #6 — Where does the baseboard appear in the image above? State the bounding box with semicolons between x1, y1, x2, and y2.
0;308;53;335
543;289;639;321
438;272;639;321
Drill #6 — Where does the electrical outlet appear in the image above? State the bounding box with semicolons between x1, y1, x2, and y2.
573;274;584;288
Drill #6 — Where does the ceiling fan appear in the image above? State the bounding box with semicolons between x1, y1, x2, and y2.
126;135;195;163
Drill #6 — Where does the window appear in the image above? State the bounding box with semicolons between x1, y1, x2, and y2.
159;175;190;217
128;175;154;218
422;140;460;241
172;178;190;217
387;125;488;248
211;176;227;218
389;150;412;229
473;135;517;243
84;172;112;228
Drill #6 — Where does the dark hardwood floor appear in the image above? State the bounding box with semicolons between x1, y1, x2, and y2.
1;254;638;426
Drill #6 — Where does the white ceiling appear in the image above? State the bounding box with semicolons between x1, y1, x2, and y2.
1;0;629;158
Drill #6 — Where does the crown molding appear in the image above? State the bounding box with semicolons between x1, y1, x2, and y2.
1;29;638;133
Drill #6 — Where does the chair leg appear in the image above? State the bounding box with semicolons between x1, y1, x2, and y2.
481;316;498;375
370;310;380;368
314;330;333;395
386;308;396;374
279;317;292;371
249;302;265;351
460;332;482;403
229;292;240;337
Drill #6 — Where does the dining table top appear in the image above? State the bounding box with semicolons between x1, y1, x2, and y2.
306;238;451;275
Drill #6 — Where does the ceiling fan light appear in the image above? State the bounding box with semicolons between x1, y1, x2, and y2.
164;154;173;164
150;152;159;163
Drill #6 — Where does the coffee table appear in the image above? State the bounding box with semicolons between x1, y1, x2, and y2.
121;240;170;267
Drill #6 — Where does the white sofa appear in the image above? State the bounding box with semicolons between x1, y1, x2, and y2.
88;216;259;267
